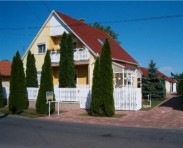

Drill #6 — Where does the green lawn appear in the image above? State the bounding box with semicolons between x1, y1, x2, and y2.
141;99;165;111
0;107;48;118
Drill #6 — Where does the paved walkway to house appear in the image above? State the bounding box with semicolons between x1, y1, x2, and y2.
42;93;183;129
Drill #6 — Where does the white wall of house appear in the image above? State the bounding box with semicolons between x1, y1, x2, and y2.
2;81;9;87
172;83;177;93
165;81;171;93
50;13;70;36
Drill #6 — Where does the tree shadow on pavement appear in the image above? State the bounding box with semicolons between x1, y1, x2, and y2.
160;96;183;111
0;113;9;120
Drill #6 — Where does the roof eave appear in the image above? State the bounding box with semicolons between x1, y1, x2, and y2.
112;58;139;67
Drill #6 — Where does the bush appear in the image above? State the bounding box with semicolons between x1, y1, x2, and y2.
90;57;103;116
90;39;114;117
59;32;75;88
36;51;55;114
9;51;28;113
26;51;38;87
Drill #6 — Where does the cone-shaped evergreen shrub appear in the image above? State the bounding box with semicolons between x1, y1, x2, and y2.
59;32;68;87
67;34;76;88
99;39;114;116
59;32;76;88
9;51;28;113
26;51;38;87
0;74;3;108
36;51;55;114
90;57;103;116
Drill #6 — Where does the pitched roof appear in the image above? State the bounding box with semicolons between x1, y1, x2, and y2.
0;60;11;76
55;11;138;65
139;67;176;83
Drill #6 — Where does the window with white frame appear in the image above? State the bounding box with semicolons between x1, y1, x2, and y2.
37;43;46;54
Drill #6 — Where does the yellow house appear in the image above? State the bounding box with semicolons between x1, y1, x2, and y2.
22;10;140;88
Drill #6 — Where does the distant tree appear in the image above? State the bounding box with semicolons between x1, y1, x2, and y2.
142;60;166;99
90;57;102;116
26;51;38;87
9;51;28;113
176;73;183;95
36;51;55;114
142;76;149;98
59;32;75;88
93;22;120;44
0;74;3;108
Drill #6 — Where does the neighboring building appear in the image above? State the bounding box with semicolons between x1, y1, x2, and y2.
22;10;140;88
0;60;11;87
139;67;177;93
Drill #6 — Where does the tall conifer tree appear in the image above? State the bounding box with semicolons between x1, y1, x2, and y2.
26;51;38;87
142;60;166;99
9;51;28;113
59;32;75;88
99;39;114;116
36;51;55;114
90;57;102;115
59;32;68;87
67;34;76;87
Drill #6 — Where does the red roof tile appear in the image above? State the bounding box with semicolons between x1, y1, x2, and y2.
139;67;176;83
55;11;138;65
0;60;11;76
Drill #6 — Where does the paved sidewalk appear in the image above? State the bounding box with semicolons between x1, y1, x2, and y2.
42;93;183;129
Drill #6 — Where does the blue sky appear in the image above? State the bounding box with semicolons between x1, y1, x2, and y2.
0;1;183;76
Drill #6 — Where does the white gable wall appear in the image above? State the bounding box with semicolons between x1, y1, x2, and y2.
50;13;70;36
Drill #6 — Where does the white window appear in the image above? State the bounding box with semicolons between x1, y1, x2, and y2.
37;43;46;54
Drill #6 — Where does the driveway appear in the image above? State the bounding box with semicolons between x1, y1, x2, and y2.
43;93;183;129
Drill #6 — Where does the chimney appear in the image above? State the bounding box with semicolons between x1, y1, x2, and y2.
79;18;85;23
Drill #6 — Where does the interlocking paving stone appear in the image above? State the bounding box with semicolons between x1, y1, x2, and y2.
42;93;183;129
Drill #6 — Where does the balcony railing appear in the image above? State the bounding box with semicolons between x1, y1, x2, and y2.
50;48;89;63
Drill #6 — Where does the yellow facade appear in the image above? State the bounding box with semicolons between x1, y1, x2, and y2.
23;20;51;72
52;65;89;85
52;67;59;85
75;65;88;85
48;36;61;50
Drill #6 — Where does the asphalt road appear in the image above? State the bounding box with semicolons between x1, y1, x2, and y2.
0;115;182;148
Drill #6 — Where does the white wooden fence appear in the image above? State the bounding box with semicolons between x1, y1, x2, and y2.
3;87;142;111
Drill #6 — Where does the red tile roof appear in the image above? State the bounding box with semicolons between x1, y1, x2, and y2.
139;67;176;83
139;67;148;77
0;60;11;76
55;11;138;65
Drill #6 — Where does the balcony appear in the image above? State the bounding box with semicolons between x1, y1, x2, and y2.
50;48;89;63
